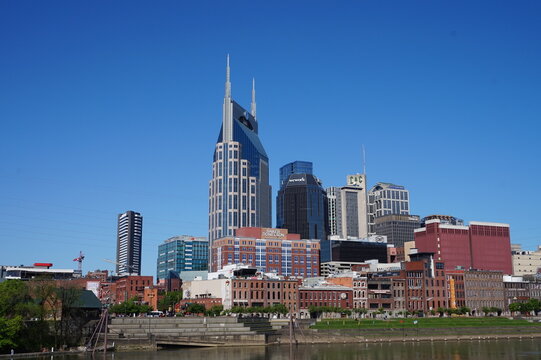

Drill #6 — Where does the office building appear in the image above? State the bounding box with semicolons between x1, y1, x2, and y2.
373;214;421;247
327;174;369;239
512;245;541;276
116;210;143;276
320;236;388;264
208;57;271;243
414;218;513;274
279;161;313;189
276;172;328;240
327;187;339;237
368;182;410;218
156;235;209;281
210;227;320;278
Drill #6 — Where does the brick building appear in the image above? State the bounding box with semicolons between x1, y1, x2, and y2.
367;277;394;310
230;278;299;313
114;275;153;303
464;270;504;314
404;252;448;313
299;285;353;312
210;227;320;278
414;219;512;274
326;274;368;309
446;270;466;309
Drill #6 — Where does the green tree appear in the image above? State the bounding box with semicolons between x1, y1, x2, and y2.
509;302;522;314
157;291;183;312
527;299;541;316
270;304;288;316
206;305;224;317
0;280;35;318
458;306;470;315
0;316;23;352
186;303;206;314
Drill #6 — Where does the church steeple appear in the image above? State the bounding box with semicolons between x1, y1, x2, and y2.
250;77;256;120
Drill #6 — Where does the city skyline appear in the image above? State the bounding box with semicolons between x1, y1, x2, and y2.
1;2;540;276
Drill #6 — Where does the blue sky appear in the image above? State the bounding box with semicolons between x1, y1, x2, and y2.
1;1;540;277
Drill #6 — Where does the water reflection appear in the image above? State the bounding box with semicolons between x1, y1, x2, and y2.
21;339;541;360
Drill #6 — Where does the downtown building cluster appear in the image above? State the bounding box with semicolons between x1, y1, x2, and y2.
3;58;540;317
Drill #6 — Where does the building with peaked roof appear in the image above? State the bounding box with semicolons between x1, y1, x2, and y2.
209;57;271;243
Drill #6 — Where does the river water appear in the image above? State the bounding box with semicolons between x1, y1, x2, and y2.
22;339;541;360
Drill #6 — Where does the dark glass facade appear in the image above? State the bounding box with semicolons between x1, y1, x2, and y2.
279;161;313;188
320;239;388;263
276;173;328;240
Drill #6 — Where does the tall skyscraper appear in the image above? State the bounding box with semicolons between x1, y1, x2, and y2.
208;57;271;243
116;210;142;276
327;174;369;239
276;172;328;240
156;235;208;281
279;161;313;189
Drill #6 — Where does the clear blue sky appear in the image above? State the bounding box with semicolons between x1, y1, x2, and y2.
1;1;540;277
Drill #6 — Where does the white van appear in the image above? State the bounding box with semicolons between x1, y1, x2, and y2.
148;311;163;317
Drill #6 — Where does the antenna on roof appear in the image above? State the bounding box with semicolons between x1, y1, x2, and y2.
362;145;366;174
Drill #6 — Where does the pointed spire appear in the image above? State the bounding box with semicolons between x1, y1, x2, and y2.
225;54;231;98
222;55;233;142
250;77;257;119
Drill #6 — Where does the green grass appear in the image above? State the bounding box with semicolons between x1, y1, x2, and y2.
310;317;540;329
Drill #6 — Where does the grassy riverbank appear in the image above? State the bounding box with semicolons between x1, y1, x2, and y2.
311;317;540;329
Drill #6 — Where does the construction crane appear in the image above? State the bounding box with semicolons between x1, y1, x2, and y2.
102;259;137;275
73;251;85;273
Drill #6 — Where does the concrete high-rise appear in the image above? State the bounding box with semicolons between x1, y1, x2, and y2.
276;172;328;240
367;182;411;235
373;214;421;248
116;210;142;276
208;57;271;243
327;174;369;239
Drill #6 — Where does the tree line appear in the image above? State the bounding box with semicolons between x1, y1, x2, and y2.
0;279;93;353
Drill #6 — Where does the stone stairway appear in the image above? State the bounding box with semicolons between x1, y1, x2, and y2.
106;317;275;347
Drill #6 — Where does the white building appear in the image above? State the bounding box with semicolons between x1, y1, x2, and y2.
512;245;541;276
327;174;369;239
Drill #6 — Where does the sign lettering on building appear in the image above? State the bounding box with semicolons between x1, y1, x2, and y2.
347;174;365;187
261;228;287;239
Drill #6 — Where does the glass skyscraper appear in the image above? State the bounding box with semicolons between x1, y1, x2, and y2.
279;161;313;189
276;173;328;240
208;57;271;242
156;235;208;281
